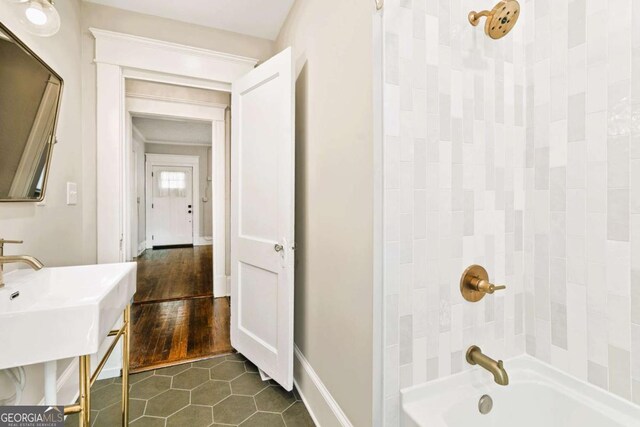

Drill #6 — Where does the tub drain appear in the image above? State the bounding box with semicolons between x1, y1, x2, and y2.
478;394;493;415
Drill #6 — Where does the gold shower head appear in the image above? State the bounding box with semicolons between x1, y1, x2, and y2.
468;0;520;39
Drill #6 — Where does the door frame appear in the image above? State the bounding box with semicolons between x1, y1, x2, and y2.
91;28;257;270
91;26;253;296
126;97;227;296
145;154;200;248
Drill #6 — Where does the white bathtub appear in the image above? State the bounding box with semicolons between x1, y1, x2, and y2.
401;355;640;427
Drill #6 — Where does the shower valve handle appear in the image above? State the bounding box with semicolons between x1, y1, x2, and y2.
480;282;506;294
460;265;507;302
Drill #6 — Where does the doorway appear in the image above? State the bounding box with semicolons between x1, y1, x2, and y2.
94;30;296;389
126;87;229;297
125;81;232;372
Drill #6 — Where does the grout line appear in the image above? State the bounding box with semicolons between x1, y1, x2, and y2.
235;411;255;425
281;401;297;413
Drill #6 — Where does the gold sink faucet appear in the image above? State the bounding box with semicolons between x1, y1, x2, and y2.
0;239;44;288
466;345;509;386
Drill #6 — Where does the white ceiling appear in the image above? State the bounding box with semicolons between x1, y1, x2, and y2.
133;117;212;146
83;0;295;40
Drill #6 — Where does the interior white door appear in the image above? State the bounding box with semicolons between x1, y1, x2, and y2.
231;47;295;390
151;165;194;246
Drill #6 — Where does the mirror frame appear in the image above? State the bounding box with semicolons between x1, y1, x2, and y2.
0;21;63;203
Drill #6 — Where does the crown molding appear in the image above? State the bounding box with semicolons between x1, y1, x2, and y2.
89;28;257;65
89;28;257;83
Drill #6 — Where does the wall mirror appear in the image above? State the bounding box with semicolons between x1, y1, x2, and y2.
0;22;63;202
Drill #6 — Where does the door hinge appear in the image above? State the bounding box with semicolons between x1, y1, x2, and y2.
152;172;154;177
375;0;383;10
152;203;154;208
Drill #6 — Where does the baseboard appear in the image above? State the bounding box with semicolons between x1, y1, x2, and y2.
137;241;146;256
195;236;213;246
294;345;353;427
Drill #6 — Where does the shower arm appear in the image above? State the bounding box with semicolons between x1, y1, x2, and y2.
468;10;492;26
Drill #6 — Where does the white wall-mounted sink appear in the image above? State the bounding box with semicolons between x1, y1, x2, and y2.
0;263;136;370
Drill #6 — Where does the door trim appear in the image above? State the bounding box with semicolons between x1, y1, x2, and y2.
145;154;200;250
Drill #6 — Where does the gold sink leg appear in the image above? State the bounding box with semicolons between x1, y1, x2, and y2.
78;355;90;427
65;304;131;426
122;304;130;426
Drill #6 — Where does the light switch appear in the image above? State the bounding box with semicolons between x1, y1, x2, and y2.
66;182;78;205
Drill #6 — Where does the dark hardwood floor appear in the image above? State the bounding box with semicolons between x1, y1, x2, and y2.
134;246;213;303
130;247;232;372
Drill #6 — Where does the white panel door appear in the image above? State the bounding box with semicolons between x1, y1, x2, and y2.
151;166;194;246
231;47;295;390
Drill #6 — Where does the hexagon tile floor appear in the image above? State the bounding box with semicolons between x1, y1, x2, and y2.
65;353;315;427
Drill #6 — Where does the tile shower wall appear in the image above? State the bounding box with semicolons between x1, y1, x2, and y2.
382;0;527;424
523;0;640;404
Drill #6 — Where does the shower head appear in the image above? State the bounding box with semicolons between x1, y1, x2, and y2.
468;0;520;39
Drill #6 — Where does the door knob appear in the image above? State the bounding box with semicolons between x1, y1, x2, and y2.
274;244;284;252
460;265;506;302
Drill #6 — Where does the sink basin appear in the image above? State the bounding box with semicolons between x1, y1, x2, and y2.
0;263;136;370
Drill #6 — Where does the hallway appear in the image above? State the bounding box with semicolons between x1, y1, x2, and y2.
131;246;232;372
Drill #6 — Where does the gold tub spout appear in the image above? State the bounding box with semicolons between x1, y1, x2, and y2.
466;345;509;386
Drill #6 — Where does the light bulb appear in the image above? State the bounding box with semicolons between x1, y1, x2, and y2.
25;3;47;26
16;0;60;37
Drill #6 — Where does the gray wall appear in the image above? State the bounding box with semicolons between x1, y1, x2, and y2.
276;1;375;425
